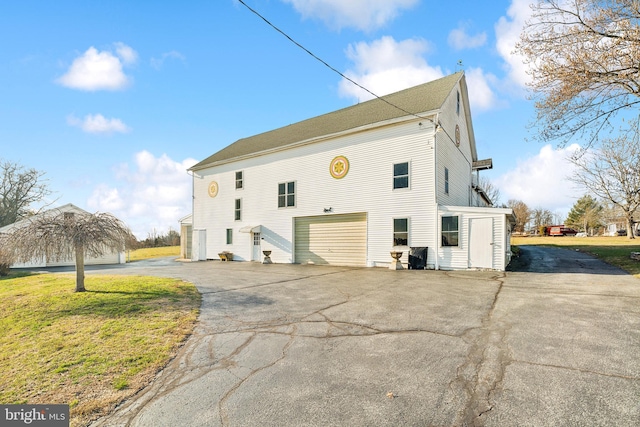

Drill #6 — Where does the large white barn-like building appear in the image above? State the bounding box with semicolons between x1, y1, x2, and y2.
188;72;515;270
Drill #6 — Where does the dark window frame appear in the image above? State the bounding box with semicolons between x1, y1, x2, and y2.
234;198;241;221
226;228;233;245
235;171;244;189
393;162;410;190
393;218;409;247
278;181;296;208
444;167;449;195
441;216;459;247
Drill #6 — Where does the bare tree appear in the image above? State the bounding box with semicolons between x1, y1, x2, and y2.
531;207;554;231
507;199;531;233
0;159;53;227
479;176;501;206
517;0;640;147
3;210;134;291
569;120;640;238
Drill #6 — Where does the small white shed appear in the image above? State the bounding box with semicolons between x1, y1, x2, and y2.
437;206;516;271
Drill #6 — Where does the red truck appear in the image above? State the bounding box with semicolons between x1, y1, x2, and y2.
548;225;578;236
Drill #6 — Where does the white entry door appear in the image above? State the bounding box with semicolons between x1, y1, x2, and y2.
252;232;262;261
469;217;493;269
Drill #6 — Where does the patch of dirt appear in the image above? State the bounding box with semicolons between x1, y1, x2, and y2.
506;249;531;272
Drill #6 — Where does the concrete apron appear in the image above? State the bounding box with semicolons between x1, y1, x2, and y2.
88;250;640;427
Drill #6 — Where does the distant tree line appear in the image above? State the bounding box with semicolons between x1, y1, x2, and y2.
507;196;636;237
134;228;180;249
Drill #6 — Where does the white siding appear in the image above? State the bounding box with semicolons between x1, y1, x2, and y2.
192;120;439;266
438;206;513;270
435;83;474;207
45;252;123;267
191;75;512;271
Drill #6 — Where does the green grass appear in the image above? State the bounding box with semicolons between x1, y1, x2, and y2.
126;245;180;261
0;273;200;426
512;235;640;277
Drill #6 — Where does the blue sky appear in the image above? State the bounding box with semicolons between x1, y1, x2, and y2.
0;0;582;238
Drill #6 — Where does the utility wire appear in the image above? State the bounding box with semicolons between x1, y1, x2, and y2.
236;0;437;125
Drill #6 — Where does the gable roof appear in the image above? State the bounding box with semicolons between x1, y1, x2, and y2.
0;203;89;234
191;72;465;170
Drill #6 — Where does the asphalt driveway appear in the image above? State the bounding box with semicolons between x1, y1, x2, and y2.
86;246;640;426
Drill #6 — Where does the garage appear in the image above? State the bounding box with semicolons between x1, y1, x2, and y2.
294;213;367;266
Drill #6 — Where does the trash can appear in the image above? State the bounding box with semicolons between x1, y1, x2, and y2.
408;247;427;270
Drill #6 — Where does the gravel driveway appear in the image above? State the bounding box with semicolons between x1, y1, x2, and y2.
86;246;640;426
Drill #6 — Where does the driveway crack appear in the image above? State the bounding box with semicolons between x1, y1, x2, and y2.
456;273;512;426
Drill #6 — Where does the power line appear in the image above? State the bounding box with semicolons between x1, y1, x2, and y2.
236;0;437;125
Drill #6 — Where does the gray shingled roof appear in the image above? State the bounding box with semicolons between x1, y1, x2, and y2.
191;72;463;170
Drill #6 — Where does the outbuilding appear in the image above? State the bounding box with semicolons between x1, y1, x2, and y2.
0;203;126;268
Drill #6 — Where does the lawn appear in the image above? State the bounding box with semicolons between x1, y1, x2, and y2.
0;273;200;427
126;245;180;261
512;235;640;277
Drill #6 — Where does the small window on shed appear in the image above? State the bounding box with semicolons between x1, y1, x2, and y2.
441;216;459;247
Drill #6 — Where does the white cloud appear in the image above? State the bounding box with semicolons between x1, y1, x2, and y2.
114;42;138;65
67;114;131;134
495;0;533;90
339;36;443;101
465;67;501;112
88;151;198;239
57;43;137;91
150;50;186;70
282;0;418;32
448;23;487;50
496;144;582;213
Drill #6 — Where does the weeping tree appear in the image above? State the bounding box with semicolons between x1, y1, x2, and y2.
3;210;134;291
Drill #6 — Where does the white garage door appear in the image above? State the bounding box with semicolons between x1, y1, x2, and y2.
294;213;367;266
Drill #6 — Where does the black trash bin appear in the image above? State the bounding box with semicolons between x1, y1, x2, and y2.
408;247;427;269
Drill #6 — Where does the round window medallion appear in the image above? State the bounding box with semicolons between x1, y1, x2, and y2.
208;181;219;198
455;124;461;147
330;156;349;179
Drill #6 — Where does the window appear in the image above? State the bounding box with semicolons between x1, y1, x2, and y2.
444;167;449;195
234;199;241;221
393;218;408;246
456;91;460;116
226;228;233;244
393;162;409;189
253;232;261;246
235;171;243;189
278;181;295;208
442;216;459;247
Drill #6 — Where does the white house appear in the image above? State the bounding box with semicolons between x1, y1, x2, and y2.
0;203;126;268
188;72;515;270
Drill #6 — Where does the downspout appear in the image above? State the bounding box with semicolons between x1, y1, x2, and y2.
434;114;440;271
189;170;196;261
